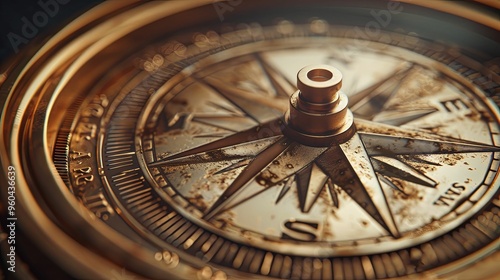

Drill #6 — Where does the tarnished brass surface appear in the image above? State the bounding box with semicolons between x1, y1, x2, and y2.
0;1;498;279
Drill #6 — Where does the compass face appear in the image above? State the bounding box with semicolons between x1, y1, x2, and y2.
1;1;499;279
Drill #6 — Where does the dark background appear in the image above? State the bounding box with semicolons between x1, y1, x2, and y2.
0;0;103;64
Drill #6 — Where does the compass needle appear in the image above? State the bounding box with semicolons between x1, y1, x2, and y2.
349;64;413;118
201;76;287;123
371;156;437;188
254;52;296;98
203;137;290;219
360;132;500;156
316;136;400;238
150;118;283;166
296;163;329;213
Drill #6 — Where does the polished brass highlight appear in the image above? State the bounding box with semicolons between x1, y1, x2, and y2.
284;65;355;146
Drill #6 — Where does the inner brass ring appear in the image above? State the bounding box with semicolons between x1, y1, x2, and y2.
307;68;333;82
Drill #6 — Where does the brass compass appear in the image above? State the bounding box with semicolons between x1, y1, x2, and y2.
1;1;499;279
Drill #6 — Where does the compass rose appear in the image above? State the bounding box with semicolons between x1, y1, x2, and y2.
149;64;500;239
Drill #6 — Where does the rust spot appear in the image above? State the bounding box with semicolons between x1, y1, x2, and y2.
255;170;278;187
404;139;414;149
442;153;464;166
188;194;207;212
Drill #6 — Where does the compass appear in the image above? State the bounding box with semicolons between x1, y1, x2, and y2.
1;1;499;279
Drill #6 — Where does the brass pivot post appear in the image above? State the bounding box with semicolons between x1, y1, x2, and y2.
283;65;355;146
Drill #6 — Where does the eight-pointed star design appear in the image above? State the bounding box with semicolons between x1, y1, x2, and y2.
148;58;500;238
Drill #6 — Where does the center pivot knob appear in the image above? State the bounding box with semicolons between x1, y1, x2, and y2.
283;65;356;146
